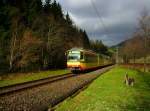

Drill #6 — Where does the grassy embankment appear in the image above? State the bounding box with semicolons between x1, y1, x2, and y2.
56;66;150;111
0;69;70;87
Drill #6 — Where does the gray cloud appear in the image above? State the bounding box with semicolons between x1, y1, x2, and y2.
57;0;150;46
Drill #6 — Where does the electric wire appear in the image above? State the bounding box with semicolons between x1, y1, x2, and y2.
90;0;109;35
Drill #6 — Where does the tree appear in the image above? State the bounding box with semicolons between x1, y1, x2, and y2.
120;35;145;64
138;11;150;71
25;0;42;26
44;0;51;13
119;11;150;68
66;12;73;25
51;0;63;19
90;40;108;55
9;17;22;71
17;30;43;71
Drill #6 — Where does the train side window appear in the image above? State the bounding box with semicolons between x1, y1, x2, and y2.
84;54;88;61
80;52;84;60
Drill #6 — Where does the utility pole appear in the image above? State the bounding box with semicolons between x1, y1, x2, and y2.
144;27;148;72
116;47;119;65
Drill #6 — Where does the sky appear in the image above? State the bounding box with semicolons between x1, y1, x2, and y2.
57;0;150;46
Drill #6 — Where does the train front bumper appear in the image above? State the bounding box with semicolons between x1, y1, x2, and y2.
67;62;82;71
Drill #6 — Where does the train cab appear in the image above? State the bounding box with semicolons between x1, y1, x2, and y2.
66;48;98;72
67;49;84;71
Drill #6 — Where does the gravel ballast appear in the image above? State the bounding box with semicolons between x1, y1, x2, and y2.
0;66;113;111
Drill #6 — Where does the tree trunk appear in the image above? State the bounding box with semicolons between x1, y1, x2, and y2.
9;33;17;71
144;56;147;72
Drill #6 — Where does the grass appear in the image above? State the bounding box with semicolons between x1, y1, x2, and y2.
0;69;70;87
55;66;150;111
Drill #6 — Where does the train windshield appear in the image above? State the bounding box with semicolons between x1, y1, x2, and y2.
68;53;80;60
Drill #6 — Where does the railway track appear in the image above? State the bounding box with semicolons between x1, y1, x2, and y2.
0;73;74;95
0;65;114;111
0;65;113;96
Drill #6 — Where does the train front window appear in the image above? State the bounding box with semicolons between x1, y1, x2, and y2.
68;53;80;60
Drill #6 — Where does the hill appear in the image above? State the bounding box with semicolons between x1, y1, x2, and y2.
111;40;128;49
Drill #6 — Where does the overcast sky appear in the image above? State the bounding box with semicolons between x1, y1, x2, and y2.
57;0;150;46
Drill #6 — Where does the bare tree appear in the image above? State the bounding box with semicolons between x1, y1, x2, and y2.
9;18;21;71
120;34;145;65
138;11;150;71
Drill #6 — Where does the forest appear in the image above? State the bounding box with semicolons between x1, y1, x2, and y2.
0;0;109;73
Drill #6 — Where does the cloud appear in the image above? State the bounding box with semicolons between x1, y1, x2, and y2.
57;0;150;46
64;0;91;7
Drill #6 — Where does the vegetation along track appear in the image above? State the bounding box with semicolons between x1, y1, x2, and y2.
0;73;73;95
121;63;150;71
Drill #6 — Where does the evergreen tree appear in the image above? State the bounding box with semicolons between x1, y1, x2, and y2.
44;0;51;13
26;0;42;26
90;40;108;55
82;30;90;48
51;0;63;18
66;12;73;25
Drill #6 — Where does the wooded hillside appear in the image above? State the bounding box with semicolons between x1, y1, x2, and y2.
0;0;91;72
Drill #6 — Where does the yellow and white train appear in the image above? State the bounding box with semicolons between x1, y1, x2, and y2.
66;48;112;72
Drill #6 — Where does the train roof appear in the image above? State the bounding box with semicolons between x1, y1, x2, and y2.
68;48;97;55
67;48;111;58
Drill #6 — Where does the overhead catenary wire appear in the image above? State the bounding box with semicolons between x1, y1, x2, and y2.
90;0;109;36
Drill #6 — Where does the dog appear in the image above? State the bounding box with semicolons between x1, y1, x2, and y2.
124;73;135;86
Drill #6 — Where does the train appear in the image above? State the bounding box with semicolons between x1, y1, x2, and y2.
66;48;112;72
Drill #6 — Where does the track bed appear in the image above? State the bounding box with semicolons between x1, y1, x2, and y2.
0;66;113;111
